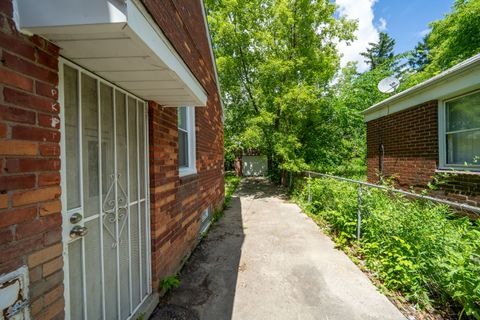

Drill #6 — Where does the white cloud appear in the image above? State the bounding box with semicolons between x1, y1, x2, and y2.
378;17;387;32
417;28;430;38
335;0;382;72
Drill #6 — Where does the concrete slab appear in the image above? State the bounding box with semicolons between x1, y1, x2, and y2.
151;178;406;320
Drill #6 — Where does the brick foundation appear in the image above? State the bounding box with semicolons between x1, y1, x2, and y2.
429;172;480;208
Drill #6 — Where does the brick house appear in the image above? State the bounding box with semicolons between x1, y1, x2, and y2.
0;0;224;319
364;53;480;208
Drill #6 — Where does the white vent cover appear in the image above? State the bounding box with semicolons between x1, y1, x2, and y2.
0;266;30;320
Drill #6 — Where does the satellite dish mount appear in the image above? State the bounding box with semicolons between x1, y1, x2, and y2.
377;76;400;94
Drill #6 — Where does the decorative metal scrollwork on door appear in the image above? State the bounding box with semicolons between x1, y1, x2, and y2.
102;173;129;248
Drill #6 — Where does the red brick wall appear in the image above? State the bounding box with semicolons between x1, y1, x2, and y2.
430;173;480;208
143;0;225;289
0;2;64;319
366;100;480;211
0;0;224;317
366;100;439;187
142;0;219;99
148;102;224;291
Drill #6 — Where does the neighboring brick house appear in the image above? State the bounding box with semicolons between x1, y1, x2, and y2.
364;54;480;208
0;0;223;319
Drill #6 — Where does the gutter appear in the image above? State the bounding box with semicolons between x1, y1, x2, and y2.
362;53;480;116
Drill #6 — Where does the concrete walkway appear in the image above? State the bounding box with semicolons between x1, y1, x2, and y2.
151;178;405;320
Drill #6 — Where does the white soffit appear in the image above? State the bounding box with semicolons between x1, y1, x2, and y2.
363;53;480;122
15;0;208;107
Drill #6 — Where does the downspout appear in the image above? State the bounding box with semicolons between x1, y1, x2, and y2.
379;143;384;176
378;105;388;179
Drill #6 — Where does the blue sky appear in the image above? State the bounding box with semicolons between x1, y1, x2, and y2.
335;0;455;72
373;0;454;54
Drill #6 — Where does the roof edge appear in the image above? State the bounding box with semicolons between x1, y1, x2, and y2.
363;53;480;116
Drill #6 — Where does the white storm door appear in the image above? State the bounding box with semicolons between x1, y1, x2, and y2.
60;60;151;320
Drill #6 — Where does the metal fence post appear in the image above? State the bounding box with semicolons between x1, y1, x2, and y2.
357;184;362;241
307;172;312;204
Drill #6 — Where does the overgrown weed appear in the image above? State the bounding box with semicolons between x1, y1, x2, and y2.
293;177;480;319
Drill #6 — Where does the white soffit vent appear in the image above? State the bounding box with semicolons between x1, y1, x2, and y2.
15;0;207;107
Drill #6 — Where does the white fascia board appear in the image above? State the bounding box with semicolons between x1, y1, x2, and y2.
363;53;480;122
127;0;208;106
16;0;127;28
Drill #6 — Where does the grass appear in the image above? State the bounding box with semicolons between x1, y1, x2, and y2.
311;160;367;181
224;172;241;207
211;172;241;224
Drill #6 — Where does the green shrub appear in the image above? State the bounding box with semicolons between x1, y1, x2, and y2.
295;177;480;318
160;275;180;292
224;173;241;208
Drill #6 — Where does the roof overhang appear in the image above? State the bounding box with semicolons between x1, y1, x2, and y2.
14;0;208;107
363;54;480;122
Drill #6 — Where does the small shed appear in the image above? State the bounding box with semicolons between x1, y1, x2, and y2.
242;155;268;176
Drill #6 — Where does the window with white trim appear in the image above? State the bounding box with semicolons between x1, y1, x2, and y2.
440;90;480;170
178;107;196;176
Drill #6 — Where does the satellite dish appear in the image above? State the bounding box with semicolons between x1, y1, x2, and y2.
377;76;400;94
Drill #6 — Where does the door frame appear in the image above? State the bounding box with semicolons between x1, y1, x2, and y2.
58;57;152;319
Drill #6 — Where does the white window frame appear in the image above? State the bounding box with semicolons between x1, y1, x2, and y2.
438;89;480;172
178;107;197;177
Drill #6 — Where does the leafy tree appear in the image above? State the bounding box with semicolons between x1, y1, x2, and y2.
401;0;480;92
408;38;430;72
360;32;395;70
325;56;404;174
425;0;480;74
205;0;355;176
208;0;480;180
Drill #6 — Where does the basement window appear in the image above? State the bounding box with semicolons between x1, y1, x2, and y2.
178;107;196;176
200;207;212;235
439;90;480;171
